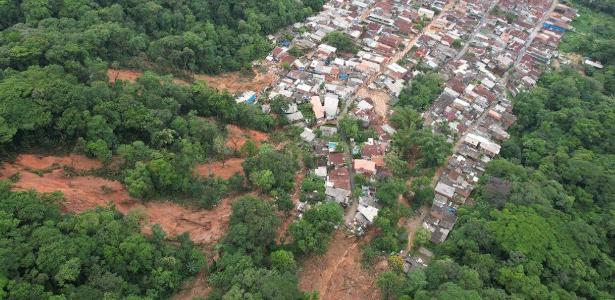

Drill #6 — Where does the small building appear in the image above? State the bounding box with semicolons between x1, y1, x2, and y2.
300;128;316;143
387;63;409;79
236;91;257;104
418;8;435;19
435;181;455;199
324;94;339;120
326;187;351;205
310;96;325;119
357;205;379;224
353;159;377;175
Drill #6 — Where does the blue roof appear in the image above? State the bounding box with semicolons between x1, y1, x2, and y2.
245;94;257;104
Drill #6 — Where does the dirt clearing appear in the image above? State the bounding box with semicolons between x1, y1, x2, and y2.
193;67;277;94
0;154;234;245
225;124;269;151
108;69;142;83
356;87;390;119
298;230;385;300
195;158;244;180
108;65;277;94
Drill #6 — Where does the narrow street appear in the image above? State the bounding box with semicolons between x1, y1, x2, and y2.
501;0;558;84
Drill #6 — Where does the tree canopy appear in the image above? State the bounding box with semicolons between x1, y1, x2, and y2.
0;181;204;299
0;0;325;74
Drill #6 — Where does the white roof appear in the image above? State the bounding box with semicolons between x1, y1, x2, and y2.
318;43;337;54
356;100;374;111
435;181;455;198
464;133;501;155
315;166;327;177
358;205;379;223
387;63;408;74
297;83;312;93
418;8;435;18
300;128;316;142
324;94;339;119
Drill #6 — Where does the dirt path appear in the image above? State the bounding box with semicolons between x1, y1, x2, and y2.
298;231;385;300
401;206;429;255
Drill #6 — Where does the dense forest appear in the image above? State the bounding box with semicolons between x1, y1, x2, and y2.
0;0;324;75
376;2;615;299
0;0;331;298
0;181;204;298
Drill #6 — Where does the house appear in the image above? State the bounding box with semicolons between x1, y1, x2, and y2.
328;152;345;167
464;133;501;157
300;128;316;143
353;159;377;175
284;103;304;123
310;96;325;119
324;94;339;120
403;247;434;273
357;205;379;224
387;63;408;79
320;126;338;137
418;8;435;19
431;227;450;243
236;91;257;104
327;167;351;190
326;187;351;205
435;181;455;199
315;166;327;177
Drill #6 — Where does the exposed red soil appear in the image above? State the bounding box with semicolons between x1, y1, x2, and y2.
225;124;269;151
193;68;278;94
195;158;245;180
0;154;233;245
356;87;390;119
298;230;386;300
107;69;142;83
17;154;103;171
107;66;278;94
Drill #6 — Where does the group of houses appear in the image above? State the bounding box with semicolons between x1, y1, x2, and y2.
417;0;577;246
239;0;577;252
255;0;466;235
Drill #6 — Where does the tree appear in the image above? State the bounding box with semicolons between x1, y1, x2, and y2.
338;116;360;140
86;139;112;164
411;176;434;207
124;162;154;198
224;196;280;256
376;179;408;208
415;130;451;168
270;250;297;273
377;271;404;300
397;72;443;111
289;202;343;255
0;187;204;299
413;228;431;249
249;169;275;192
322;31;358;54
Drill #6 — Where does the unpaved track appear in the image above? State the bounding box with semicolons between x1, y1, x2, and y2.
298;231;386;300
